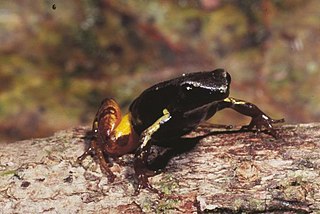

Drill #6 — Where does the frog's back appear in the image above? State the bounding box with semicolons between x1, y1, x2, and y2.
129;69;231;137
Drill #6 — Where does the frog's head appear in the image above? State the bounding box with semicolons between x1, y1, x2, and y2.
178;69;231;107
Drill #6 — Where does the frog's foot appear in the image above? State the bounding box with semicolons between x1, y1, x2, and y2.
134;173;162;196
99;162;116;183
77;146;94;163
78;150;116;182
241;114;285;138
78;141;116;183
133;160;164;197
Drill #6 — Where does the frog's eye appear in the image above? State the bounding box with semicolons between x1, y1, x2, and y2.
180;83;194;93
185;85;193;91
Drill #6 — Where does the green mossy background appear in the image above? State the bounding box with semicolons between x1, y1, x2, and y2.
0;0;319;142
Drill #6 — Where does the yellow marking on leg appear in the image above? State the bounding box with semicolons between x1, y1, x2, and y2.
140;108;171;149
224;97;246;105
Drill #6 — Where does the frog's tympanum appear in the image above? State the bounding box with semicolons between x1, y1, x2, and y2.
78;69;284;195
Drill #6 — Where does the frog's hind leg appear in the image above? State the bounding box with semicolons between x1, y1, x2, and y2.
133;109;171;195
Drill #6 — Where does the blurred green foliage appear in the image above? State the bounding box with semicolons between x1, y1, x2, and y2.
0;0;319;142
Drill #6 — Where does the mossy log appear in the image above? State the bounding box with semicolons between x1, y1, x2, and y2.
0;123;319;213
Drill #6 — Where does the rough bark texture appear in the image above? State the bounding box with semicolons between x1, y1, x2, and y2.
0;123;319;213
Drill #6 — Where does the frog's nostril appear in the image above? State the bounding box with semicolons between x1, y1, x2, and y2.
212;68;227;80
221;70;227;78
226;72;231;84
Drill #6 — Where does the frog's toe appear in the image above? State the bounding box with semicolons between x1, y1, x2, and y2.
99;164;116;182
271;118;285;124
134;174;161;196
107;173;116;183
242;115;284;138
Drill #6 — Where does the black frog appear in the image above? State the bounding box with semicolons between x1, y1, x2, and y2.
78;69;284;195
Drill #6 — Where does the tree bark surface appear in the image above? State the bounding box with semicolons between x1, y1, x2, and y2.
0;123;319;213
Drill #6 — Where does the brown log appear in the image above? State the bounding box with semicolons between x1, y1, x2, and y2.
0;123;319;213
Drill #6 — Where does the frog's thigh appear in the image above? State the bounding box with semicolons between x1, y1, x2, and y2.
137;109;171;155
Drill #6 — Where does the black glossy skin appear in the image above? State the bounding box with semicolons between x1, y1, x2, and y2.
130;69;283;194
130;69;231;142
78;68;284;196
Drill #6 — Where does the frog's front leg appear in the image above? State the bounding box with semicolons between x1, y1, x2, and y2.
219;97;284;137
78;98;121;182
134;109;171;195
78;138;116;182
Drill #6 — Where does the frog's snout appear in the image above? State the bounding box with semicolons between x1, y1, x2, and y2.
225;71;231;85
212;68;231;85
221;69;227;78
